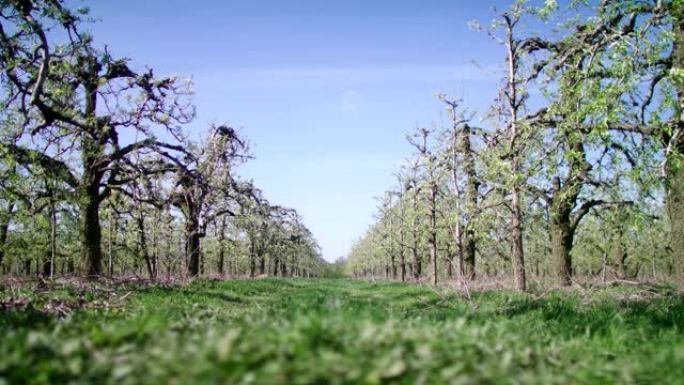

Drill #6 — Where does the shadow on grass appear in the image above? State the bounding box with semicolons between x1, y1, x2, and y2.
132;285;247;304
0;306;52;329
491;294;684;336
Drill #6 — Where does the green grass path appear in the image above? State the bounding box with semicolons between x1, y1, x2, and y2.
1;279;684;384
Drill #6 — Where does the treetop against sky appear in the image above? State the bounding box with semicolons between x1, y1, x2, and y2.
77;0;519;261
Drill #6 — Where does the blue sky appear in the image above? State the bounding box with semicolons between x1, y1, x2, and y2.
83;0;514;261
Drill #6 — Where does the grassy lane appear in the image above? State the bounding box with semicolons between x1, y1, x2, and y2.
1;279;683;384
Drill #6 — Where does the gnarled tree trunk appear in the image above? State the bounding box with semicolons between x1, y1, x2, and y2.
429;182;438;286
668;1;684;280
0;202;15;272
550;209;574;286
511;186;526;291
136;212;155;280
186;216;202;277
217;216;226;276
550;176;576;287
412;192;421;281
83;192;103;277
462;124;479;280
667;164;684;279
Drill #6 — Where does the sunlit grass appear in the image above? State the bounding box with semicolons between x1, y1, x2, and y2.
1;278;683;384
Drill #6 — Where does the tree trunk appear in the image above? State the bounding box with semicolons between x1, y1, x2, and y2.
217;216;226;276
81;80;105;278
200;250;205;275
549;141;589;286
39;208;52;277
550;210;573;287
249;243;256;278
186;217;202;277
399;220;406;282
390;255;396;280
83;194;103;277
511;186;526;291
137;213;155;280
388;206;396;280
668;0;684;281
179;235;185;275
446;253;453;277
67;254;75;275
613;244;628;280
281;258;287;276
151;211;159;278
108;209;115;278
462;124;479;279
454;210;465;281
464;228;476;280
0;201;15;272
49;198;56;278
451;199;466;282
273;256;280;276
429;183;438;286
549;175;575;287
503;13;526;292
42;250;51;278
259;253;266;275
412;193;421;281
412;246;420;281
667;165;684;280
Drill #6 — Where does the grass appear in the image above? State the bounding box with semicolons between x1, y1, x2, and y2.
1;278;683;384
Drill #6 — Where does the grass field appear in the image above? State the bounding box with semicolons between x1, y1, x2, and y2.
1;278;683;384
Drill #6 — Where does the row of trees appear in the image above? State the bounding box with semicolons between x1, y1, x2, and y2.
346;0;683;290
0;0;325;279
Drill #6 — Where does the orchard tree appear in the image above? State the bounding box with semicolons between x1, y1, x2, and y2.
477;6;537;291
515;0;681;284
0;1;194;275
168;126;250;277
439;96;482;281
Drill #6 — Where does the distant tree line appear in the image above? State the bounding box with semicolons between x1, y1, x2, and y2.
0;0;326;279
346;0;684;290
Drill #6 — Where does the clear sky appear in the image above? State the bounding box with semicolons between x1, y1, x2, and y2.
82;0;514;261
